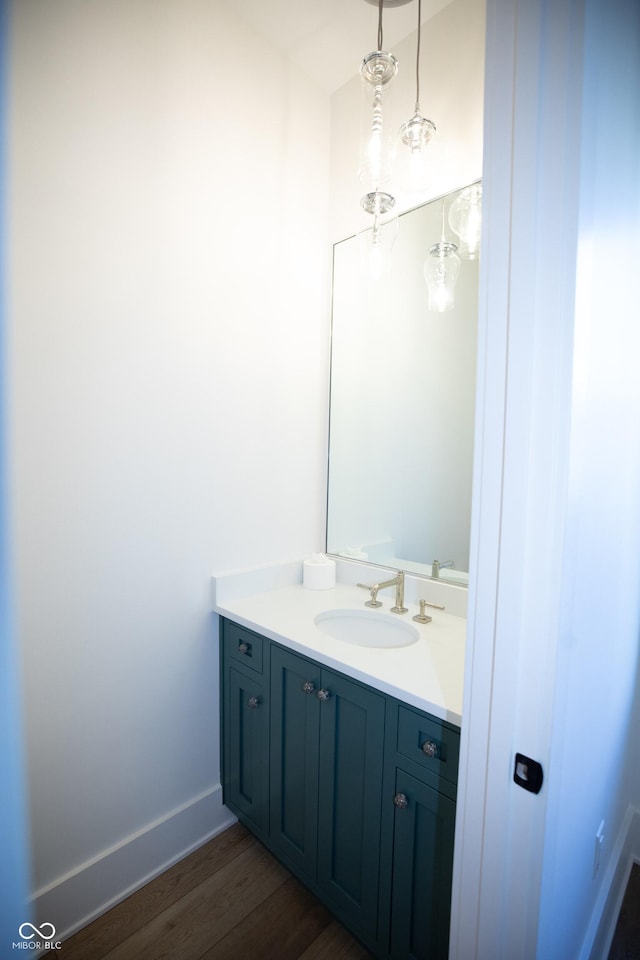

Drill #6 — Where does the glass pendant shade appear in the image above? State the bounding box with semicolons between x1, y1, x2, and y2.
399;110;436;193
424;240;460;312
399;110;436;154
358;50;398;191
398;0;435;193
448;183;482;259
358;190;399;280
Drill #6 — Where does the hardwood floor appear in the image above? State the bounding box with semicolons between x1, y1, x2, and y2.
50;823;640;960
59;823;374;960
608;863;640;960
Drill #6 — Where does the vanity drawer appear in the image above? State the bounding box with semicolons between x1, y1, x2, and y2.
396;706;460;786
223;620;264;675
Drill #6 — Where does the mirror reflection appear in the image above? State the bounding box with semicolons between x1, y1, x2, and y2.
326;184;480;585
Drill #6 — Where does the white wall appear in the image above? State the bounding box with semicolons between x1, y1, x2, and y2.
8;0;330;936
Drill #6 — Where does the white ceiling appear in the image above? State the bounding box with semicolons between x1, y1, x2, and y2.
228;0;455;94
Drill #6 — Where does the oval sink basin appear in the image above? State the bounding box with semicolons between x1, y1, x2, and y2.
314;608;419;648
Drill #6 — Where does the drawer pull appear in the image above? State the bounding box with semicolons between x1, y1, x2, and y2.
237;641;251;655
316;688;331;702
301;681;316;695
247;696;260;709
421;739;439;758
393;793;408;809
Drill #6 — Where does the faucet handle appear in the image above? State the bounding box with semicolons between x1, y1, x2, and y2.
412;598;445;623
356;582;382;608
412;599;432;623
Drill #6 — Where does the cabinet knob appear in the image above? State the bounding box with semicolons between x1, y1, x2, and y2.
301;681;316;695
247;696;260;709
316;688;331;702
393;793;408;809
421;739;439;758
237;642;251;655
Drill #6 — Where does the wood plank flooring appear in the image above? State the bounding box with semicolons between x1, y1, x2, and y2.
608;863;640;960
54;823;640;960
58;823;374;960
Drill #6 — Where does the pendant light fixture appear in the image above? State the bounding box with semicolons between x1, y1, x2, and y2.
358;0;398;191
359;190;398;280
399;0;435;188
448;181;483;259
424;199;460;312
358;0;399;278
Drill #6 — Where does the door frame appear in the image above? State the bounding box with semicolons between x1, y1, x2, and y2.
449;0;585;956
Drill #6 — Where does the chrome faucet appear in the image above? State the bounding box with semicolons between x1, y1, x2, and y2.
357;570;408;614
432;560;455;579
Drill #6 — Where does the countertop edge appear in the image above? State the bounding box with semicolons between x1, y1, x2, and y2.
214;589;464;728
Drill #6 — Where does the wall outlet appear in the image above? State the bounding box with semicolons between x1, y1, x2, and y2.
593;820;605;877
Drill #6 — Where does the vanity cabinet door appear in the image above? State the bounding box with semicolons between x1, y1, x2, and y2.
269;644;385;945
269;644;322;883
316;667;385;942
223;665;269;838
388;768;456;960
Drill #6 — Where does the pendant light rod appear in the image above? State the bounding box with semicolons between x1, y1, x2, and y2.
414;0;422;110
377;0;384;50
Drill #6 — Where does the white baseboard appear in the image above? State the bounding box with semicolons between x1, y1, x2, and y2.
582;804;640;960
30;784;237;944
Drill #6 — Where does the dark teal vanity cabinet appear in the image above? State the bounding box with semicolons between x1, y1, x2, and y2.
380;704;459;959
220;616;460;960
269;642;386;942
221;620;270;839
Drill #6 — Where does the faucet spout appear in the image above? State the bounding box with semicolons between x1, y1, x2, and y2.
357;571;408;614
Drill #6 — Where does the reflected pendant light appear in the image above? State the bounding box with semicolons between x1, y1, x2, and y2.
448;181;483;259
399;0;435;188
424;199;460;312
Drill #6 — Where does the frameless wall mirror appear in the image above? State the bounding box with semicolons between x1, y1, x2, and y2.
326;183;480;585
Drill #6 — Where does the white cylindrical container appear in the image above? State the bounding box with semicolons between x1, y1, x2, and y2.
303;553;336;590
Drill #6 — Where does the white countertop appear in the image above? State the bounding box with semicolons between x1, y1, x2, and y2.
212;571;466;727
